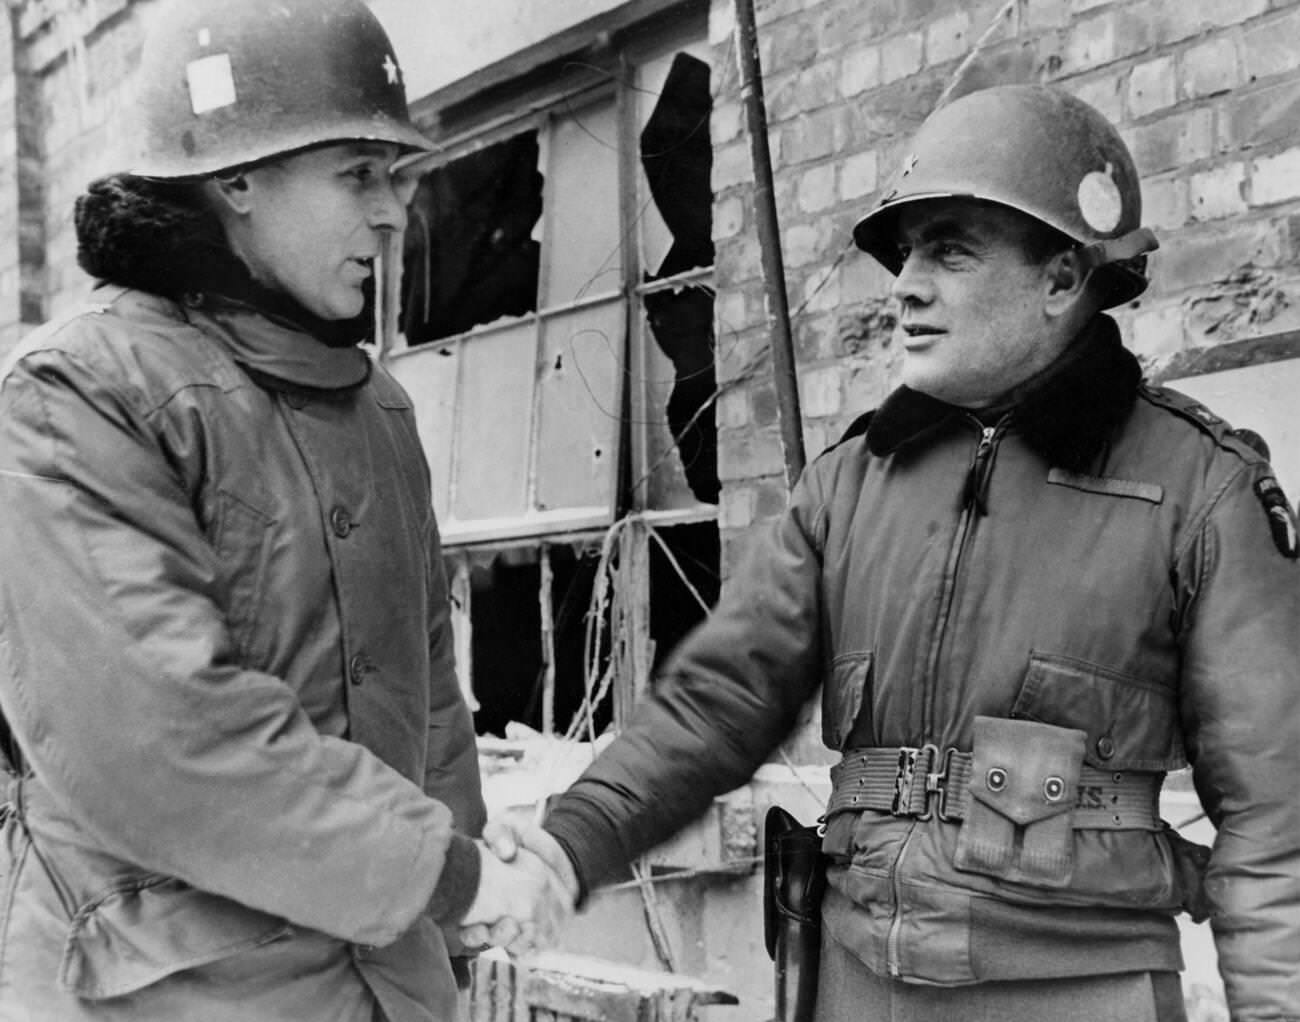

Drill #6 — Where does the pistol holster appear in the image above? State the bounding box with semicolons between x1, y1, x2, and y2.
764;805;826;1022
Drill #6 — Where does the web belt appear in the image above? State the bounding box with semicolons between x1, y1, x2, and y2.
827;745;1163;830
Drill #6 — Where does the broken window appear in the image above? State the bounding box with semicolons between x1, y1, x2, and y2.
386;21;721;735
449;520;719;740
401;132;542;345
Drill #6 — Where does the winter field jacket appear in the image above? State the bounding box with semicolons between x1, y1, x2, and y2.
0;285;485;1022
544;318;1300;1021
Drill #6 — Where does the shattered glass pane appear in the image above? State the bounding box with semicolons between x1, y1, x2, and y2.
401;131;542;344
640;53;714;279
637;51;718;506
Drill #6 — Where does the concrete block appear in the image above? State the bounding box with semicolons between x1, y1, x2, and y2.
716;387;750;431
880;31;924;84
800;365;843;417
712;141;753;192
1130;300;1189;364
799;258;842;313
1188;163;1249;222
781;108;837;163
1062;12;1118;74
840;149;880;201
751;382;780;427
714;194;746;243
1252;147;1300;207
1143;175;1190;231
718;482;756;530
1151;0;1268;45
1218;77;1300;152
1158;220;1286;291
711;100;744;147
1181;36;1242;100
1241;8;1300;82
840;46;883;97
1129;55;1177;117
1071;74;1125;125
796;162;837;213
1124;107;1215;174
719;425;787;480
925;9;972;66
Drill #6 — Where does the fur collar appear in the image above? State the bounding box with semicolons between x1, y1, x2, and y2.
74;174;372;349
865;315;1142;473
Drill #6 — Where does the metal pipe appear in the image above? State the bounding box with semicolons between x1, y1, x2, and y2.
733;0;806;489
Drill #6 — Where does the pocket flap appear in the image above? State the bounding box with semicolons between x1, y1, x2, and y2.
59;877;291;1000
967;716;1085;826
821;652;872;750
1011;653;1184;771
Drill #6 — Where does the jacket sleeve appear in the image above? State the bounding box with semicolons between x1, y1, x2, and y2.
1176;458;1300;1021
543;466;830;894
0;345;476;947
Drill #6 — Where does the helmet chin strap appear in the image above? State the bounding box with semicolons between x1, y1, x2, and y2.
1076;226;1160;272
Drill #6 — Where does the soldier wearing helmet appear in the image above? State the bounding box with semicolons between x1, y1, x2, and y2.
0;1;573;1019
495;84;1300;1021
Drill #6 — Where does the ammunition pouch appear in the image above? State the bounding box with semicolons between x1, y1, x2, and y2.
953;716;1086;887
764;806;825;1022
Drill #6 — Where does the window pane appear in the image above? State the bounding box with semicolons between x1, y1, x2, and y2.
535;300;624;513
541;98;621;307
452;322;536;522
386;343;459;523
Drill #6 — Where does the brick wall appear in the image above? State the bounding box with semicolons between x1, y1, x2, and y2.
707;0;1300;569
0;10;20;358
0;0;149;362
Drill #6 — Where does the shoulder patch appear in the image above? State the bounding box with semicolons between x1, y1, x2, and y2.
1254;476;1299;560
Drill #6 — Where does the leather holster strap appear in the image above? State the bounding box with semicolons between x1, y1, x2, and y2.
827;745;1163;830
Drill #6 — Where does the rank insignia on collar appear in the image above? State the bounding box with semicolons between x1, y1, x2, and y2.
1254;476;1299;560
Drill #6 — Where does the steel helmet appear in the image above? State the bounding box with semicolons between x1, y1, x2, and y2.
131;0;432;179
853;84;1158;308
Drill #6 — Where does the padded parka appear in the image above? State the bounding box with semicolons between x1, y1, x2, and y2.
0;262;484;1017
545;317;1300;1022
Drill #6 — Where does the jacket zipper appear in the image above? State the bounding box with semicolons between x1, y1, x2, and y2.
885;418;1005;978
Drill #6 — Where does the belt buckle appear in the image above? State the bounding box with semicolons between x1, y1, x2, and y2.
918;745;956;822
890;747;920;816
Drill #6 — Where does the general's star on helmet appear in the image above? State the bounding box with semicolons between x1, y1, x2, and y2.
383;54;400;86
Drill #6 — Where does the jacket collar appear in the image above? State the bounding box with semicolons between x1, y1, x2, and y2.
866;315;1142;472
188;297;372;393
74;173;374;356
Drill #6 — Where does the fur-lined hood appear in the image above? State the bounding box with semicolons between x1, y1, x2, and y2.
74;174;372;347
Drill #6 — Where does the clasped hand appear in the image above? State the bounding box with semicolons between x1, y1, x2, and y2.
459;820;579;957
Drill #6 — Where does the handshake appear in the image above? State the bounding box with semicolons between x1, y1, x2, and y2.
458;819;580;958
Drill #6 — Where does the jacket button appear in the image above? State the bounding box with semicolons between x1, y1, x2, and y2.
330;506;355;537
986;767;1008;793
1043;775;1066;802
349;654;371;686
1096;735;1116;760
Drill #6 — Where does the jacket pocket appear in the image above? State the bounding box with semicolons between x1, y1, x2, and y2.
1009;652;1185;771
210;488;275;664
58;876;290;1000
822;651;872;751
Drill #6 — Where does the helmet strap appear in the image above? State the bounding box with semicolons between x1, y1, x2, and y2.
1076;227;1159;272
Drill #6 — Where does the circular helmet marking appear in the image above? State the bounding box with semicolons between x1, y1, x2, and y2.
1077;165;1124;234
